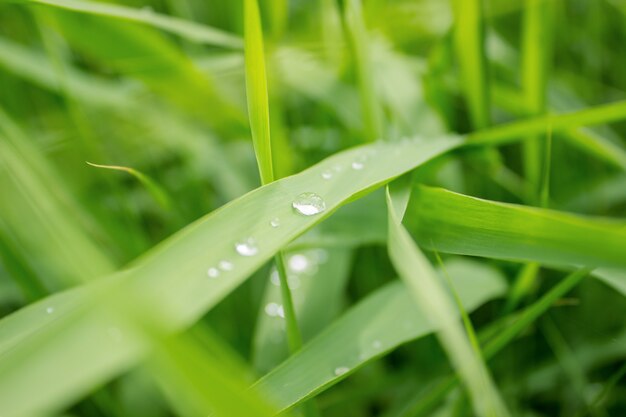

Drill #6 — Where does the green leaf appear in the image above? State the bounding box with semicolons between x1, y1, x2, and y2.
386;182;510;417
451;0;490;128
244;0;274;185
255;258;506;412
406;185;626;269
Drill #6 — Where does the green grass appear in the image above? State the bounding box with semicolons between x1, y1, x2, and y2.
0;1;626;416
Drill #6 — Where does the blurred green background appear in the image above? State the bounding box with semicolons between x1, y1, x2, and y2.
1;0;626;416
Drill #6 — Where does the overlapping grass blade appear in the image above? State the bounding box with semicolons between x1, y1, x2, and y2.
386;181;510;417
255;258;506;412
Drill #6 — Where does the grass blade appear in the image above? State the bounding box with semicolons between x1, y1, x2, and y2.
406;185;626;269
17;0;242;48
244;0;274;185
386;181;510;417
255;258;506;412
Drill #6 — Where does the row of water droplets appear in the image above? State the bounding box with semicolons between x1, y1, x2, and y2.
320;149;374;181
203;149;372;277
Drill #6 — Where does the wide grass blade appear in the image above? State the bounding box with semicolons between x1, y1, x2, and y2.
406;185;626;269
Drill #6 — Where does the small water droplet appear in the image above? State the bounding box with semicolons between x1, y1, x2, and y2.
276;305;285;318
270;217;281;228
288;254;310;273
265;302;280;317
235;237;258;256
45;306;54;314
333;164;343;173
351;161;364;170
321;170;333;180
372;340;382;350
207;267;220;278
219;260;233;271
292;192;326;216
334;366;350;376
270;269;281;286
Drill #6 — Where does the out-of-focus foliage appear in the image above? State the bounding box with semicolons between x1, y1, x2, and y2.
0;0;625;416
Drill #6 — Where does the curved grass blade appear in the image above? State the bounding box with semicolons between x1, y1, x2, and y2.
406;185;626;269
17;0;242;48
0;135;461;417
386;182;510;417
86;162;171;210
255;258;506;412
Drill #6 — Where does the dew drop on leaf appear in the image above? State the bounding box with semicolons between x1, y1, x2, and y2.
292;192;326;216
235;237;259;256
207;267;220;278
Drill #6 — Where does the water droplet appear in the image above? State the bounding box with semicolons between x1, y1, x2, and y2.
334;366;350;376
288;254;310;273
333;164;343;173
292;192;326;216
276;305;285;318
235;237;258;256
351;161;364;170
265;302;280;317
219;260;233;271
45;306;54;314
372;340;382;350
321;170;333;180
207;267;220;278
270;217;281;228
270;269;281;286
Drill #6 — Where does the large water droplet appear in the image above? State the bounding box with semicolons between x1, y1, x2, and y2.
235;237;258;256
270;217;281;228
334;366;350;376
207;267;220;278
219;260;233;271
292;192;326;216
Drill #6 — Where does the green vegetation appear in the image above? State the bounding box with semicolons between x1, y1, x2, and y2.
0;0;625;416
